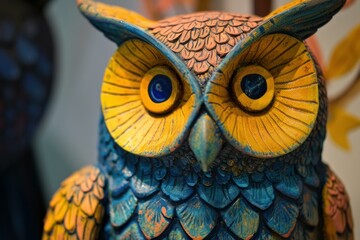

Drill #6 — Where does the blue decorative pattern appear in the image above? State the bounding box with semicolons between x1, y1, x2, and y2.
263;197;299;237
97;95;328;239
242;179;275;210
109;189;137;228
176;195;218;239
222;198;259;239
138;194;174;238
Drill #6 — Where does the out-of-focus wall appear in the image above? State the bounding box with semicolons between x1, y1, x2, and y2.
37;0;359;237
36;0;142;200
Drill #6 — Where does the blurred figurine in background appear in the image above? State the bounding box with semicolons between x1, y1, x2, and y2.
0;0;55;239
43;0;353;239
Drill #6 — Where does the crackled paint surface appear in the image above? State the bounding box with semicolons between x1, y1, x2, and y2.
43;0;354;239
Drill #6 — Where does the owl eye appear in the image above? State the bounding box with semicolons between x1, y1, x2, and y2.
140;66;182;114
205;33;320;158
232;65;275;112
101;39;200;157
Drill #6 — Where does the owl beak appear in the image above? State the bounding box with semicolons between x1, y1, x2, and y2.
189;113;223;172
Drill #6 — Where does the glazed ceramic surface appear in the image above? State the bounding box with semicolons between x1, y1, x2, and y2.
43;0;353;239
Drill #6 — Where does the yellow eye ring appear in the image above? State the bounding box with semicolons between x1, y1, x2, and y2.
232;65;275;112
140;66;182;114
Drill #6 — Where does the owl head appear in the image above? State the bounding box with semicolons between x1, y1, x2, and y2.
78;0;344;171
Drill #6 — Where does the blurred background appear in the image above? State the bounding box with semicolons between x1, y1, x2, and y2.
20;0;359;238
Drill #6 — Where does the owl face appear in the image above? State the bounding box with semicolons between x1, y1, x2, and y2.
78;0;344;171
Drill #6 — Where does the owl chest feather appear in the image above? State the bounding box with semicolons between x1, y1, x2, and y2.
98;120;325;239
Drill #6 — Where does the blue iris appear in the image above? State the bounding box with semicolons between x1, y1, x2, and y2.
148;75;172;103
241;74;267;99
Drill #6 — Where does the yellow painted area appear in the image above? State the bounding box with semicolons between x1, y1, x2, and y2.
326;24;360;80
43;166;105;239
77;0;155;29
328;106;360;151
101;39;196;156
232;65;275;112
207;34;319;157
324;24;360;151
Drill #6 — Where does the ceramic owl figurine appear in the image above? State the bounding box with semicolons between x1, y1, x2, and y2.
43;0;353;239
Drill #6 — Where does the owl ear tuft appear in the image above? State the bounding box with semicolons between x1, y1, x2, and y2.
264;0;346;40
77;0;156;45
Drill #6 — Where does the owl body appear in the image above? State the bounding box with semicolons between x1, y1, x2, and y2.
43;0;353;239
97;118;324;239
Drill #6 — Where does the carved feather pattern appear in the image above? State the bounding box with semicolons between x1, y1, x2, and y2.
149;12;262;83
96;117;330;239
323;166;354;240
42;166;106;240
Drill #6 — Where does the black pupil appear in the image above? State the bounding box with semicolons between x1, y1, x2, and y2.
241;74;267;99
